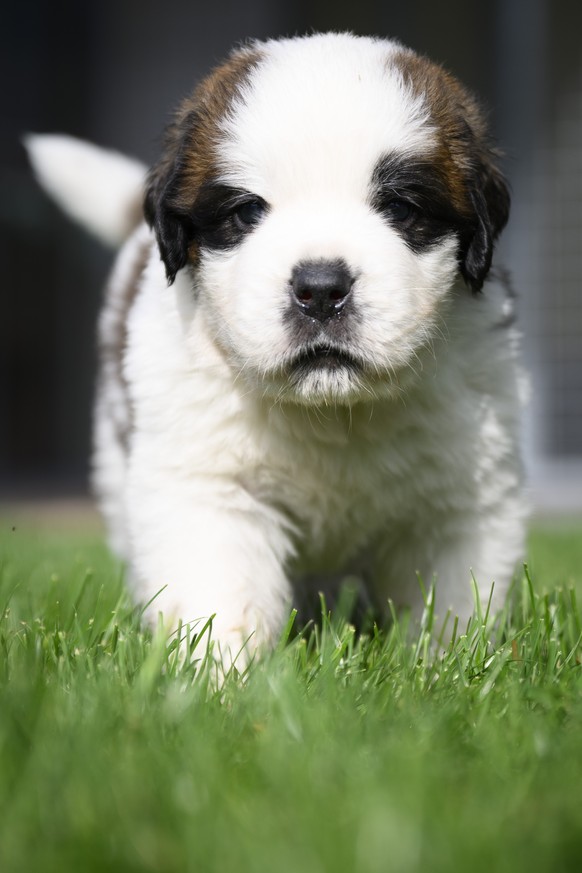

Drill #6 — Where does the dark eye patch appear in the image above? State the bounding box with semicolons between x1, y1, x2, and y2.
369;153;471;253
187;183;269;250
382;198;416;223
233;199;266;229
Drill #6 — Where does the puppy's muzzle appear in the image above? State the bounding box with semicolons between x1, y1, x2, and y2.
291;259;353;322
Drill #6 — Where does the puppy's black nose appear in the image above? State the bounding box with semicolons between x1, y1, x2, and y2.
291;259;353;322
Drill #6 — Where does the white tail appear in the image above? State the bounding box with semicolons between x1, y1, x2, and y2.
24;134;147;248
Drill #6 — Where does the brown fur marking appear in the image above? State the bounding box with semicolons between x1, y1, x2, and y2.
390;48;491;214
98;233;150;449
144;46;263;271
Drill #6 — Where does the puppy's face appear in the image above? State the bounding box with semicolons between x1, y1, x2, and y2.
145;34;509;404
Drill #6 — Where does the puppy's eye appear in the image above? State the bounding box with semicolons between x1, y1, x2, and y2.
385;199;415;222
232;199;266;230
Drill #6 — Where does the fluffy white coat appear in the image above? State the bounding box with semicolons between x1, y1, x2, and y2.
28;33;526;663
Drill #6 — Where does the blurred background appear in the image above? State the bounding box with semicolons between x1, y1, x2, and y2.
1;0;581;514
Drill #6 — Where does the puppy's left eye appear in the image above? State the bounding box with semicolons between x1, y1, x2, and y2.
232;199;267;230
384;199;415;222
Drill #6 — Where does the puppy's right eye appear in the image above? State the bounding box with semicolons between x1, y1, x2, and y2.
190;186;269;251
232;199;266;230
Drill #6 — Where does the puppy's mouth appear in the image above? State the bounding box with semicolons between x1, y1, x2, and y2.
288;344;362;376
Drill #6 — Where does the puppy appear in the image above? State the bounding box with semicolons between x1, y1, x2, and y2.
28;32;526;660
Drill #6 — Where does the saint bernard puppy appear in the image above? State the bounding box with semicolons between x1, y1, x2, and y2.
27;33;526;662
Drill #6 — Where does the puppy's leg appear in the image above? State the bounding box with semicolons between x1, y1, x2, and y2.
427;507;525;634
373;503;525;636
127;478;294;667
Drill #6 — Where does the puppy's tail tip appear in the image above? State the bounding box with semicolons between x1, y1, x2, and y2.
24;133;147;248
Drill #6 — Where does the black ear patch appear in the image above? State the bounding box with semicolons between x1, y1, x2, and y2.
143;111;199;285
460;157;510;293
143;185;191;285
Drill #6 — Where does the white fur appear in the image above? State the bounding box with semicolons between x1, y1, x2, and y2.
31;34;526;664
219;35;433;197
24;134;146;247
122;244;524;657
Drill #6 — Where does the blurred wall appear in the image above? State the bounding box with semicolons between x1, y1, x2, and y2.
2;0;581;499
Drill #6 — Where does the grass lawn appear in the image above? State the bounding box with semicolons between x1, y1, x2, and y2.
1;519;581;873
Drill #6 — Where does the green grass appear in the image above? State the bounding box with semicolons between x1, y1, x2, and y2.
1;522;581;873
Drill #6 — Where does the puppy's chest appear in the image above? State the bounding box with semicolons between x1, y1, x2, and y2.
242;417;422;568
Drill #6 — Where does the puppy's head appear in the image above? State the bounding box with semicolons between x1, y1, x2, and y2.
145;33;509;404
